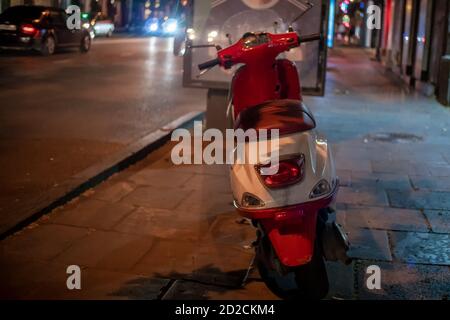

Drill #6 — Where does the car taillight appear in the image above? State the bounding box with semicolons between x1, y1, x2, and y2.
257;154;305;188
20;24;37;35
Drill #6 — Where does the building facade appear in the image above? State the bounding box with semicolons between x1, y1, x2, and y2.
377;0;450;103
330;0;449;104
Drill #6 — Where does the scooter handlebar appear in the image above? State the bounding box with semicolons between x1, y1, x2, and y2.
198;58;220;71
298;33;322;44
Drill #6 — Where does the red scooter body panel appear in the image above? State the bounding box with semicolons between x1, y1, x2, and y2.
276;59;302;100
231;64;279;117
216;32;301;117
237;183;338;267
231;59;301;118
261;210;318;266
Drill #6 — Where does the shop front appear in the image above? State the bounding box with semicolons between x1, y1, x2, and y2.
381;0;449;103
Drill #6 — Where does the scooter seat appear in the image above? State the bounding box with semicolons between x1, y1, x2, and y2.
234;99;316;136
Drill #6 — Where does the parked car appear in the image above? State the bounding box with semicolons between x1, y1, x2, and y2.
0;5;91;55
90;13;114;37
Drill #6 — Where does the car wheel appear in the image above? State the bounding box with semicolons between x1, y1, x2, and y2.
106;29;113;37
80;34;91;53
41;36;55;56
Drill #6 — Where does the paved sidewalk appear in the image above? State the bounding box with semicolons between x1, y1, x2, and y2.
1;47;449;299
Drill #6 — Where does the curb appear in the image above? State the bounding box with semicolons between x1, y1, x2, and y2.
0;111;204;240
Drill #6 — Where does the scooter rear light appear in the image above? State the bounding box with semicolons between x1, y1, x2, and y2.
257;154;305;188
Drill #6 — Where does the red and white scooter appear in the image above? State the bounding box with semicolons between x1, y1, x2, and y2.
197;24;350;300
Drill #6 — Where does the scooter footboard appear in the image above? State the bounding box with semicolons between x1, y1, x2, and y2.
260;209;318;267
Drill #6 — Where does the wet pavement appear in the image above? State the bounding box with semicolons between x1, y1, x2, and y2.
0;37;205;235
0;47;449;299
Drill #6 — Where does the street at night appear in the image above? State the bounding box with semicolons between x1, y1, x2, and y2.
0;37;205;234
0;0;450;313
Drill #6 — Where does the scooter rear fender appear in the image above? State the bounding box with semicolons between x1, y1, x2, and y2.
237;183;338;267
261;209;318;266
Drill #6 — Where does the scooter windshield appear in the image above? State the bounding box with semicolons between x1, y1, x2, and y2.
184;0;327;95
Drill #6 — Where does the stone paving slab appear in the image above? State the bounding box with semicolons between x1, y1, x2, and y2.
175;191;235;218
53;230;155;272
423;210;450;234
128;168;194;188
410;175;450;192
391;146;447;163
181;174;232;194
162;280;279;300
371;160;430;176
120;186;192;210
336;169;352;187
334;157;372;172
48;198;135;230
344;228;392;261
443;153;450;165
350;172;412;191
428;165;450;177
0;255;66;299
389;231;450;266
0;224;90;262
26;267;170;300
340;206;429;232
325;261;355;300
132;239;205;278
132;238;254;288
386;189;450;211
113;207;211;241
91;181;137;203
173;164;229;177
337;186;389;207
355;261;450;300
206;214;255;247
333;145;390;162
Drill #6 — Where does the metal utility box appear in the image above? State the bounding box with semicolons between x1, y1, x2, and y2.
183;0;329;96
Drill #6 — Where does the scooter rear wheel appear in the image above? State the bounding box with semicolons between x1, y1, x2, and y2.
256;234;329;300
